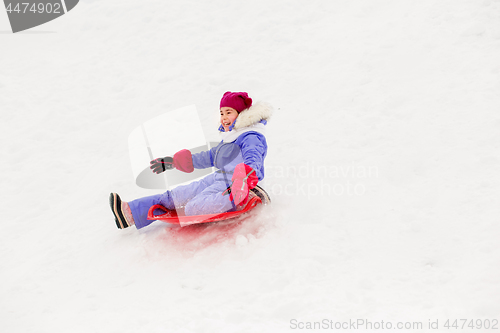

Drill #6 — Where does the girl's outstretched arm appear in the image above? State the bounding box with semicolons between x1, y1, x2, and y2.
191;146;217;169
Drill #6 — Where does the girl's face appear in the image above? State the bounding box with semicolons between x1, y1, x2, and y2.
220;107;239;132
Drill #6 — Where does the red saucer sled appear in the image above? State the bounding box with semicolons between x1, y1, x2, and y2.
147;185;271;226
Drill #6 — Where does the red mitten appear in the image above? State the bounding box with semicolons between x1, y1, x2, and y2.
228;163;259;206
173;149;194;173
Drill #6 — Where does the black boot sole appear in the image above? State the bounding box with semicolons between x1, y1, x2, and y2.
109;193;129;229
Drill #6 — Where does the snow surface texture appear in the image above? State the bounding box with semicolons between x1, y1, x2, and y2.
1;0;499;332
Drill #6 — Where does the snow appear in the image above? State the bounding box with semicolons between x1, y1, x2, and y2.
1;0;499;332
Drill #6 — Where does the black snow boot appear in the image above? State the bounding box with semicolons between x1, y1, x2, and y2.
109;193;133;229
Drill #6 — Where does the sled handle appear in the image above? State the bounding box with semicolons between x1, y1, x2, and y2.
147;204;170;220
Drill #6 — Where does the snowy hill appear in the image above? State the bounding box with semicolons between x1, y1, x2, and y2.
1;0;499;332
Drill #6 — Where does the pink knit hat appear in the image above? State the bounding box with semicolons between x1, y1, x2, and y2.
219;91;252;113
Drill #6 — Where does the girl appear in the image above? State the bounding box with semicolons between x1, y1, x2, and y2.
109;91;272;229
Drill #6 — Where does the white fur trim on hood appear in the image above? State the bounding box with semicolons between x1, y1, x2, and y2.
233;101;273;130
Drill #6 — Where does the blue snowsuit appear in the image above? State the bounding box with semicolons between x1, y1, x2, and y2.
128;120;268;229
